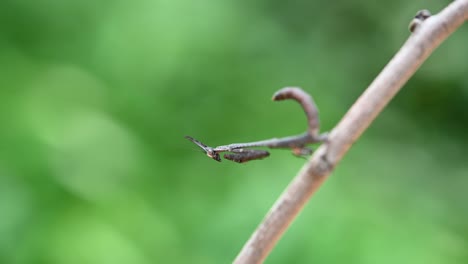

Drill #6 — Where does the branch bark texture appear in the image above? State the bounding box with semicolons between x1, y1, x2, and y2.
234;1;468;263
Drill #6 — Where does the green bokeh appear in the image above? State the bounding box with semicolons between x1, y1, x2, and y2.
1;0;467;263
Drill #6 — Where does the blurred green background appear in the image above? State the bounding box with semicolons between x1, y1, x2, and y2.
1;0;467;263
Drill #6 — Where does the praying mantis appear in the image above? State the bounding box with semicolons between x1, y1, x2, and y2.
185;87;328;163
185;136;270;163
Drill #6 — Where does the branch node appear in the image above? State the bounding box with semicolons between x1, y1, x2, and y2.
409;9;432;32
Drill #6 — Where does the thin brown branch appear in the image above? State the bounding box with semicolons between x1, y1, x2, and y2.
234;1;468;263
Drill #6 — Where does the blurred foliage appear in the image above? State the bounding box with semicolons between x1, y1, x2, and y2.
1;0;467;263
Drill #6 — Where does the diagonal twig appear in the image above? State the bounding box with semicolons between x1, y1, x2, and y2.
234;1;468;263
